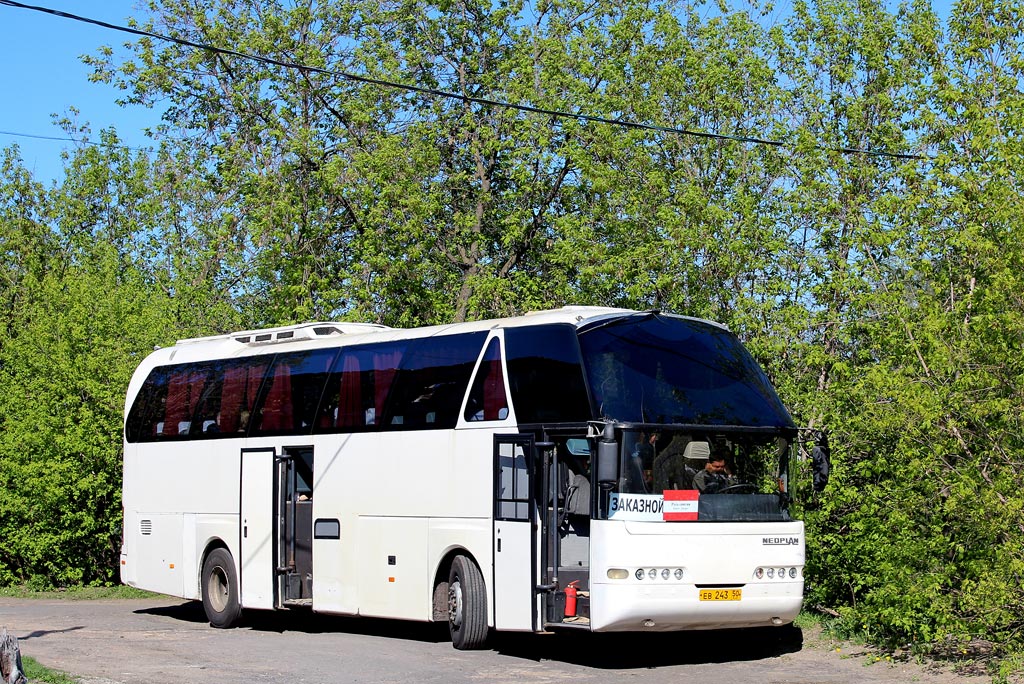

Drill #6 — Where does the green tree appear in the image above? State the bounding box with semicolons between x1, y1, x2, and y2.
0;128;243;585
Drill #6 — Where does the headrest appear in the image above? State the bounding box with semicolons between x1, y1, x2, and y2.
683;441;711;461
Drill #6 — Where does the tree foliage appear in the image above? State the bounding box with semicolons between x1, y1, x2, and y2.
1;0;1023;665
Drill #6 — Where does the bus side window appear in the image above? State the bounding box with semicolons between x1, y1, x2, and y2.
125;368;170;442
164;367;209;436
464;337;509;422
384;333;486;430
251;349;338;436
505;325;591;424
317;344;405;432
219;359;268;434
190;361;227;437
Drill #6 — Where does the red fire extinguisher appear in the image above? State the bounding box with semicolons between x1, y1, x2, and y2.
564;580;580;617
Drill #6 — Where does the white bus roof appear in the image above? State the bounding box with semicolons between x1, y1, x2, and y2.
151;307;726;366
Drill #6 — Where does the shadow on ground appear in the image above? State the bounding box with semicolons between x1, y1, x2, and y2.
493;625;802;668
136;601;803;669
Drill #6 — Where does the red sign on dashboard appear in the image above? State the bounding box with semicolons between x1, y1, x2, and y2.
663;490;699;521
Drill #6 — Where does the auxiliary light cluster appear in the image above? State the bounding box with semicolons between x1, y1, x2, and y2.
753;566;800;580
604;567;687;580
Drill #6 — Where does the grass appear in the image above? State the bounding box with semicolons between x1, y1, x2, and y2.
0;584;160;600
793;610;823;631
22;656;79;684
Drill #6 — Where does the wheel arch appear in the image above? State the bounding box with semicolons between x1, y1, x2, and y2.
432;547;487;623
197;537;231;596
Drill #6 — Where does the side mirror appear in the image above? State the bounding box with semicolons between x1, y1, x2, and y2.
596;439;619;485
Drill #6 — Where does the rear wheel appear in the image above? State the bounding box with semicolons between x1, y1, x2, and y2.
201;547;242;628
447;555;488;650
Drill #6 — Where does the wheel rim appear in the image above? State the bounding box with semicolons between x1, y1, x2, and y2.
448;579;463;630
208;565;229;613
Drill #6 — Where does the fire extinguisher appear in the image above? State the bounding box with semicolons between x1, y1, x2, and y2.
564;580;580;617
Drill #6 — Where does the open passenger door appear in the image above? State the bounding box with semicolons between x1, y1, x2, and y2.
492;434;539;631
239;447;276;609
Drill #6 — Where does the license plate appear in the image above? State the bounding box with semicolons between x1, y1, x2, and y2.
699;588;742;601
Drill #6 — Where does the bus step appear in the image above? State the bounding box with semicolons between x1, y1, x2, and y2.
283;598;312;607
547;616;590;630
562;616;590;625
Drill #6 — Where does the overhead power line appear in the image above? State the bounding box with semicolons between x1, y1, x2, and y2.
0;128;151;152
0;0;926;161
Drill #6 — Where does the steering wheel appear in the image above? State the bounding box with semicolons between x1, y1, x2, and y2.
716;483;758;494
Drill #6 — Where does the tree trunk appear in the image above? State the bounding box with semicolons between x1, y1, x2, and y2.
0;628;27;684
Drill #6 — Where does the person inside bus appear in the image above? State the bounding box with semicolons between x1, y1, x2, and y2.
692;453;735;493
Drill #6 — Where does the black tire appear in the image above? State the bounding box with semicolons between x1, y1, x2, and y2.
201;547;242;628
447;555;489;650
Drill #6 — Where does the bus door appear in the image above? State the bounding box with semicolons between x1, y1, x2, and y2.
240;447;276;610
277;446;314;605
492;434;539;631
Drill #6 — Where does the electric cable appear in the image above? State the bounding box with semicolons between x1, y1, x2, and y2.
0;0;927;161
0;128;151;152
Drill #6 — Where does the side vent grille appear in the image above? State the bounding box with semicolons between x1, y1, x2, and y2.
140;519;153;536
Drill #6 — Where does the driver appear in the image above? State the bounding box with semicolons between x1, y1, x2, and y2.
692;454;735;493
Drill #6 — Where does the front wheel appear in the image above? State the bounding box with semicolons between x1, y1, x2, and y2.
201;547;242;628
447;555;489;650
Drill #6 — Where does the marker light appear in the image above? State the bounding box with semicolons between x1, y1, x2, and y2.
607;568;629;580
755;566;802;580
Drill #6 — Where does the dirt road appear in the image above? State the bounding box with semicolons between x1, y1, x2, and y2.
0;597;987;684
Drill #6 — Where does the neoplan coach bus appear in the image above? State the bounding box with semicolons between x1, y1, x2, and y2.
120;307;806;649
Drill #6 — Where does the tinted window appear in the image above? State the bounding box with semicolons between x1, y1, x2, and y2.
505;325;592;424
317;342;407;431
218;358;270;434
578;314;793;427
384;332;487;430
163;365;210;436
250;349;339;436
125;368;171;442
125;357;270;442
464;337;509;422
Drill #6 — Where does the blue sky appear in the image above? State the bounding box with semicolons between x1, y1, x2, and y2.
0;1;158;184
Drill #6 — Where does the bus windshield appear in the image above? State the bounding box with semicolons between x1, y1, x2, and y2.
578;313;793;427
617;428;791;521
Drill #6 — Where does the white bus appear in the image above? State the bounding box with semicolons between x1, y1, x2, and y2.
120;307;806;649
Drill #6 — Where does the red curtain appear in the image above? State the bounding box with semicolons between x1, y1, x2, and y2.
163;370;206;435
482;354;508;420
372;351;402;426
335;354;363;428
258;363;292;431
